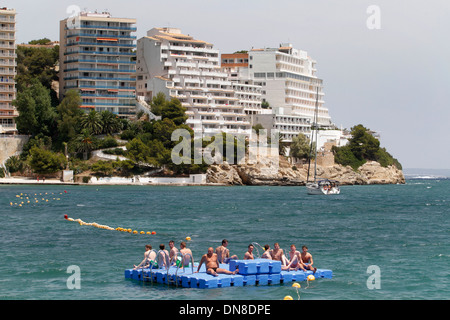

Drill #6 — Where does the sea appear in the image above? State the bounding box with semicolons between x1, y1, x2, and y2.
0;178;449;301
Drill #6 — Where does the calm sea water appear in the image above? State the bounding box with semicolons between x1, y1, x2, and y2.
0;180;448;300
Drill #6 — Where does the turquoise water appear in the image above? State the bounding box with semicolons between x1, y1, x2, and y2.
0;180;449;300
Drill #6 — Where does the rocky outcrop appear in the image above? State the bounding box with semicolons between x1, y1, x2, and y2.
206;157;405;186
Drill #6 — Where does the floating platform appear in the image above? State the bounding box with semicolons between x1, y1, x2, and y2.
125;259;333;289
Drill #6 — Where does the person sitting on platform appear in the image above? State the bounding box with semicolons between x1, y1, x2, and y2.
216;239;238;264
157;244;170;268
169;240;179;265
300;245;317;273
195;247;239;277
261;245;272;260
133;244;156;270
282;244;307;271
244;244;255;260
179;241;193;267
270;243;290;266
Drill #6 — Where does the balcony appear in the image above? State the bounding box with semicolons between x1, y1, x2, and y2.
65;50;135;56
67;33;136;40
66;42;135;48
78;24;137;32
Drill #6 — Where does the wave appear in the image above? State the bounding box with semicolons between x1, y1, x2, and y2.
405;175;450;180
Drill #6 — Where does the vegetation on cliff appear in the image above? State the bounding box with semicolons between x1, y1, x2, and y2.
332;124;402;171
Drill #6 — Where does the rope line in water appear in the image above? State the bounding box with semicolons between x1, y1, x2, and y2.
64;215;157;236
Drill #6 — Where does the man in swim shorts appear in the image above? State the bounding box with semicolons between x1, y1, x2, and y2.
301;245;317;273
133;244;156;270
216;239;238;263
282;244;307;271
196;247;239;277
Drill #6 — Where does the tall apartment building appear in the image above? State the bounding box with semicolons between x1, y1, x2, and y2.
136;27;252;137
221;53;265;116
0;7;17;135
249;44;333;128
59;11;137;118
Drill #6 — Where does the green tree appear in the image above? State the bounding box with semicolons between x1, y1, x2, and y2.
290;133;313;159
15;44;59;94
13;89;37;135
150;92;167;116
91;161;115;176
28;146;67;174
74;129;95;160
56;90;83;144
126;138;152;165
13;78;56;136
161;98;188;125
80;109;103;135
5;156;25;174
252;124;265;135
100;110;122;135
348;124;380;161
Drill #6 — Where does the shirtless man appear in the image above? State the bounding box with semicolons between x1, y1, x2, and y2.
196;247;239;277
179;241;193;267
133;244;156;270
157;244;170;268
169;240;179;265
283;244;307;271
244;244;255;260
216;239;238;264
300;246;317;272
270;243;289;266
261;245;272;260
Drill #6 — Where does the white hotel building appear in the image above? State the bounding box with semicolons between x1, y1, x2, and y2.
136;28;252;137
221;44;343;145
0;7;17;135
249;44;333;128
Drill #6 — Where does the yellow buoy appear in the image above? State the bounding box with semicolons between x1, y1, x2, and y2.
307;275;315;281
283;296;294;300
186;237;192;241
292;283;301;289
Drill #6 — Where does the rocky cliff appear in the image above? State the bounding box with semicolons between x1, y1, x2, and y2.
206;157;405;186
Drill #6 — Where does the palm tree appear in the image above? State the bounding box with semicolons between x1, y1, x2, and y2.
80;110;102;135
76;129;95;160
100;110;122;135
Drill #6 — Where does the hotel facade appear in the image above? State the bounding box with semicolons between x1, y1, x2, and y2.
222;44;341;144
0;7;17;135
136;27;252;137
59;11;137;118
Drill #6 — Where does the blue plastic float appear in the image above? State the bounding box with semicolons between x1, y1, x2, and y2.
125;259;333;289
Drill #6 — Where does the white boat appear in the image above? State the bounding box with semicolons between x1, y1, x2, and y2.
306;88;341;196
306;180;341;195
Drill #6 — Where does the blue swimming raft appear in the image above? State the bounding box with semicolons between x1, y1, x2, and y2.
125;259;333;289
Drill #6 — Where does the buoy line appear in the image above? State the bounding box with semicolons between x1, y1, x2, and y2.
64;215;157;236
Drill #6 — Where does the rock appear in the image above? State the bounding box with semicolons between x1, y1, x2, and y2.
206;157;405;186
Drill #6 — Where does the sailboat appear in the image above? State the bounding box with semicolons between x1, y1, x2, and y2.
306;88;341;195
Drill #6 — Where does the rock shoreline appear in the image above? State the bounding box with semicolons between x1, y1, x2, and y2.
206;157;405;186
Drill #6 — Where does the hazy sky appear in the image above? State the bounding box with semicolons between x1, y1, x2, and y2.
6;0;450;169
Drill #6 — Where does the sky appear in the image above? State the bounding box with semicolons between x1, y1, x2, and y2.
5;0;450;170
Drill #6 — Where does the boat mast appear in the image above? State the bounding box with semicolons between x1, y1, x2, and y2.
313;86;319;183
306;87;320;183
